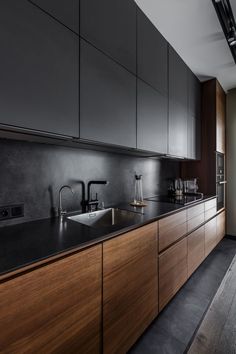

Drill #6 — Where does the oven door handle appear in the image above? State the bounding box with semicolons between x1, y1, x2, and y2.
217;181;227;185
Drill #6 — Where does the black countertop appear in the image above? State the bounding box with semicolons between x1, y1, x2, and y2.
0;195;216;278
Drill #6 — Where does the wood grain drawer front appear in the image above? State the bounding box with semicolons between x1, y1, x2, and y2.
187;203;204;220
0;245;102;354
159;210;187;252
187;212;205;233
217;211;226;242
159;238;188;311
159;221;187;252
205;206;217;221
205;198;217;211
188;226;205;277
103;222;158;354
205;217;217;257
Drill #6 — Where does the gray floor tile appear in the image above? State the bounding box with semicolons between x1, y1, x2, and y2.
129;238;236;354
129;325;186;354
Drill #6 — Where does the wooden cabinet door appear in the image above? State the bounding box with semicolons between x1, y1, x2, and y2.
187;203;205;233
159;238;188;311
137;79;168;153
205;198;217;221
0;246;102;353
30;0;80;33
103;223;158;354
159;210;187;252
0;0;79;138
205;217;217;257
217;211;226;242
80;39;136;148
216;81;226;154
137;9;168;94
80;0;136;74
188;226;205;277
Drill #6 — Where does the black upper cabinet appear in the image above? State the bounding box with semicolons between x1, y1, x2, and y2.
80;40;136;148
187;116;201;160
137;9;168;94
168;100;188;158
168;46;188;157
187;69;201;160
29;0;80;34
137;80;168;153
80;0;136;74
188;70;201;119
169;46;188;107
0;0;79;137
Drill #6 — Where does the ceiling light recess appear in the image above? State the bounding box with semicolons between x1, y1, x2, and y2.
212;0;236;62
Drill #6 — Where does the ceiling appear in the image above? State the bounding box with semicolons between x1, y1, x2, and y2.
135;0;236;92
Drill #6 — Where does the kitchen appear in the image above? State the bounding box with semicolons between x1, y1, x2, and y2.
0;0;236;353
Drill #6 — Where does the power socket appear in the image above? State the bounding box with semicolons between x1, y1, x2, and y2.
0;204;24;221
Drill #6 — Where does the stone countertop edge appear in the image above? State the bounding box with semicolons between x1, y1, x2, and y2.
0;195;217;281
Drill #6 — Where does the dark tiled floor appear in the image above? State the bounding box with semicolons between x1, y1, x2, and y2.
129;238;236;354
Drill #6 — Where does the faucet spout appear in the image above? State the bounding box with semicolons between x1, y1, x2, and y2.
58;185;74;217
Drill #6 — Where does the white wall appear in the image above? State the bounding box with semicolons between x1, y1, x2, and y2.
226;89;236;236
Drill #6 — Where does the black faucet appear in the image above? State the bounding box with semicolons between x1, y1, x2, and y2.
87;180;109;212
79;180;109;213
76;181;86;213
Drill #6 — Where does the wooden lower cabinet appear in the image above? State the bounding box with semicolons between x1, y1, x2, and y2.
188;226;205;277
159;238;188;311
103;222;158;354
159;210;187;252
205;217;217;257
205;198;217;212
187;212;205;233
205;206;217;221
217;211;226;242
0;245;102;354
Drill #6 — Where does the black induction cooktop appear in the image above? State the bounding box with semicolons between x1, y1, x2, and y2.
145;193;204;206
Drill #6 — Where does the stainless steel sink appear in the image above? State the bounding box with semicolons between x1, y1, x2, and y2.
67;208;142;228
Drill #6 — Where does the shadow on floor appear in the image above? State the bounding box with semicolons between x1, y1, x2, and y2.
129;238;236;354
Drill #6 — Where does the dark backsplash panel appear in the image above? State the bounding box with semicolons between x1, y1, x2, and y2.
0;139;180;227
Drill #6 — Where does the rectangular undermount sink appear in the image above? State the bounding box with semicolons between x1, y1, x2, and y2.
68;208;142;228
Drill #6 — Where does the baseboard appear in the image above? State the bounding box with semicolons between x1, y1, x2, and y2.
225;234;236;240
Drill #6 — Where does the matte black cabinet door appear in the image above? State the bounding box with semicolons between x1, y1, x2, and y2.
188;71;201;119
137;80;168;153
187;116;201;160
137;9;168;94
168;100;188;158
80;40;136;148
80;0;136;74
169;46;188;107
30;0;80;34
168;45;188;157
0;0;79;137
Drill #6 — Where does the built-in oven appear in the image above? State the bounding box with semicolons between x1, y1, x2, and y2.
216;152;226;210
